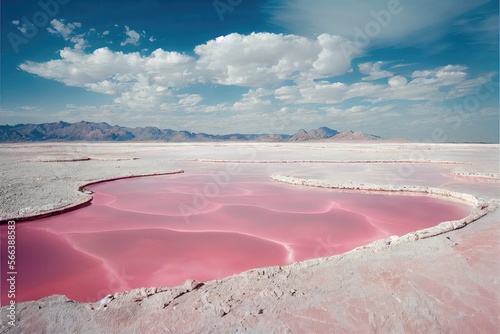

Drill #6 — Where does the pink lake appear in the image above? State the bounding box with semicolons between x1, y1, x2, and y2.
0;174;471;304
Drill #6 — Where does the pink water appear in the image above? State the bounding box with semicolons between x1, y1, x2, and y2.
1;174;471;304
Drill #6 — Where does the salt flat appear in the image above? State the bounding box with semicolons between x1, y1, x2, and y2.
0;142;498;333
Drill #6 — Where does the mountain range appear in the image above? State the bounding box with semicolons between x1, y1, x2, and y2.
0;121;381;142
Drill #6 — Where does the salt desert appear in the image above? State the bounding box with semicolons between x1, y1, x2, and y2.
0;142;498;333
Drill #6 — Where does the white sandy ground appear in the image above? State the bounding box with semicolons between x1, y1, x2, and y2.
0;142;498;333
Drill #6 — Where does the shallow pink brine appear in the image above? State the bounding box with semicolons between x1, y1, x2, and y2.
0;174;471;304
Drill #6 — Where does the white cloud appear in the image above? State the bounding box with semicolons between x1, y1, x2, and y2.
12;20;19;25
47;19;88;50
121;26;141;46
20;47;196;109
84;80;118;95
195;32;356;86
359;61;393;81
275;65;480;104
274;85;301;102
388;75;407;87
197;103;232;114
297;82;351;104
178;94;204;107
149;36;156;42
114;73;171;109
16;106;40;111
390;63;417;69
102;30;110;36
232;88;274;112
70;36;88;50
312;34;356;77
19;31;358;106
20;47;196;87
16;21;36;35
18;29;495;129
47;19;81;40
19;41;485;111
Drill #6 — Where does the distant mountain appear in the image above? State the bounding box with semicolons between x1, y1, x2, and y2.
288;127;340;141
0;121;136;142
0;121;382;142
288;129;309;141
327;130;381;141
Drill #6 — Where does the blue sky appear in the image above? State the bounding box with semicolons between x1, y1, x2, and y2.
1;0;498;142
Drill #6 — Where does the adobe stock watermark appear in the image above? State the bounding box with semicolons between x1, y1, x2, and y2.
177;148;256;224
213;0;242;22
5;220;17;327
341;0;404;61
177;112;289;223
86;267;135;305
384;77;498;185
8;0;70;53
313;235;339;259
437;78;498;141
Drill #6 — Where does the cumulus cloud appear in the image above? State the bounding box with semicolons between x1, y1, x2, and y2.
114;73;171;109
195;32;356;86
71;36;89;50
47;19;88;50
19;32;361;110
18;30;492;120
232;88;274;112
21;47;196;86
388;75;407;87
16;21;36;35
312;34;357;76
121;26;141;46
20;47;196;109
47;19;82;40
276;65;479;104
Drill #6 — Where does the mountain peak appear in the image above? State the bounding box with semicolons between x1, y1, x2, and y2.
330;130;380;141
288;129;310;141
288;126;339;141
